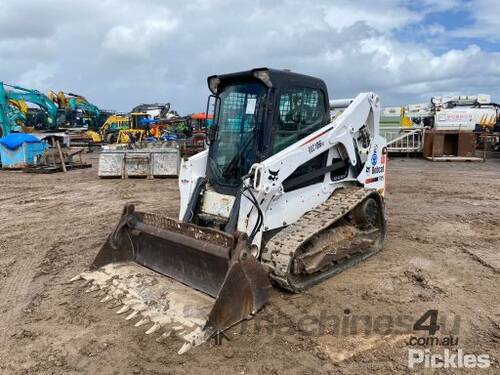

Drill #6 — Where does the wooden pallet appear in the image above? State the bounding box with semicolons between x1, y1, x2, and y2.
23;163;92;173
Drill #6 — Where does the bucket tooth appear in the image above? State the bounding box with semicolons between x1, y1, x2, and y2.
70;275;82;282
121;296;139;305
178;343;193;355
125;310;140;321
158;330;172;340
116;305;130;315
80;279;93;288
135;318;150;327
145;322;161;335
100;295;113;303
108;301;123;309
85;284;100;293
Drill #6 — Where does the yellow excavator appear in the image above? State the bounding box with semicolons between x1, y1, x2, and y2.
116;112;149;143
88;113;149;144
86;114;130;143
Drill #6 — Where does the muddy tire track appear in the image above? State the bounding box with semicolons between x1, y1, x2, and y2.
0;155;499;374
0;252;44;343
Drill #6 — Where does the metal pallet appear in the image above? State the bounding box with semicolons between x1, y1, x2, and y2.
98;145;180;178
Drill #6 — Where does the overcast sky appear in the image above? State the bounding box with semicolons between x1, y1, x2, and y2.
1;0;500;113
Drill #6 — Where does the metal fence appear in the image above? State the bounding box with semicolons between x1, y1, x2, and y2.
381;127;425;154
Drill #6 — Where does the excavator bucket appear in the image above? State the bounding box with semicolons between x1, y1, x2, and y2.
72;204;271;354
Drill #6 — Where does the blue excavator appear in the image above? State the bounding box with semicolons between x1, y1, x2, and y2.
48;90;103;131
0;82;58;137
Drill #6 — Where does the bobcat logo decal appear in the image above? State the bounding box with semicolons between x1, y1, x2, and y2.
268;169;280;182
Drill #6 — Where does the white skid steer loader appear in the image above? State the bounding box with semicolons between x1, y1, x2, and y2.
73;68;387;353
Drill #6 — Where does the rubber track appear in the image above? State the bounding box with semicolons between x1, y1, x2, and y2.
261;187;382;292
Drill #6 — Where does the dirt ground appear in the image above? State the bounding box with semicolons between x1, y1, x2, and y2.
0;153;499;374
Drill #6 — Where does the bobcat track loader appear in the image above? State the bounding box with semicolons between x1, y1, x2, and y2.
72;68;387;353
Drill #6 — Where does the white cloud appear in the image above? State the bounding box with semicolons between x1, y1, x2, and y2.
102;15;179;59
417;0;462;13
450;0;500;40
323;0;421;32
0;0;499;112
18;62;57;89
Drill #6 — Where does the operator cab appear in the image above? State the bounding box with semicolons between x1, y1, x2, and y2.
206;68;330;195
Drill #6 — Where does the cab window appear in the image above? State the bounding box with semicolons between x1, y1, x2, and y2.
273;87;327;153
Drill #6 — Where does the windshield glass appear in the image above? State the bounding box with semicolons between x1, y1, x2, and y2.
208;82;267;190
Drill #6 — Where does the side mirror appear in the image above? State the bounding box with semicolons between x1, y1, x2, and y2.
205;94;221;145
208;125;218;144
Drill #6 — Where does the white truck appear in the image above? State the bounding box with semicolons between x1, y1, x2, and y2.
405;94;499;131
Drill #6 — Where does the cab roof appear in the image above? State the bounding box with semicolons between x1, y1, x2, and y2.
207;67;328;94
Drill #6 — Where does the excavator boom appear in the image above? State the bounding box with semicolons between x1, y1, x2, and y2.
1;82;58;132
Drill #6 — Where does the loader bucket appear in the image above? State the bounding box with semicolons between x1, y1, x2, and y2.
72;204;271;353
